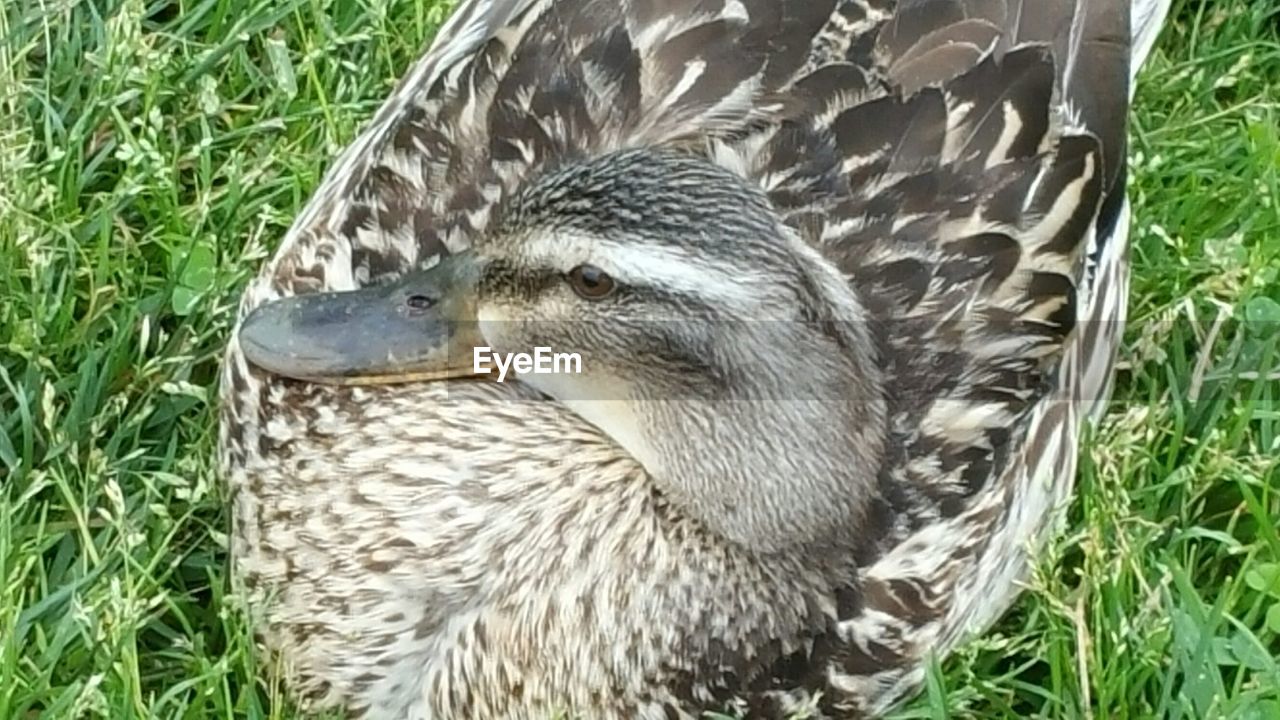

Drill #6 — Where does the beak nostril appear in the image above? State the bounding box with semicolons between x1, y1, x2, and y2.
406;294;435;311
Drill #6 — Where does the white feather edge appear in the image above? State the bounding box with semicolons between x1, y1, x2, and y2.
1131;0;1172;90
828;1;1169;709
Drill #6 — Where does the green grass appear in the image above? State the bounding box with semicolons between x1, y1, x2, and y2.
1;0;1277;717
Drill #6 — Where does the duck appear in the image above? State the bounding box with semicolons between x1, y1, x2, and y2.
219;0;1170;717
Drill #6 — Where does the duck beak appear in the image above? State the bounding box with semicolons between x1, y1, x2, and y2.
238;251;490;385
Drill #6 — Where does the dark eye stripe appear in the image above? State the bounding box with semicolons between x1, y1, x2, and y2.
480;260;564;300
482;260;715;315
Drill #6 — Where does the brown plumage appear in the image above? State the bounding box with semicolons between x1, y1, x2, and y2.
219;1;1169;717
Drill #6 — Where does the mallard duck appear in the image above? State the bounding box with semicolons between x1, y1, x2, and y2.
219;0;1170;717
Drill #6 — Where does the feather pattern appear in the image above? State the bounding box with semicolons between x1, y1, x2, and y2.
219;0;1169;717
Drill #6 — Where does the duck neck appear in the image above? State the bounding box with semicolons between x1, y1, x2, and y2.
566;267;888;557
637;334;886;555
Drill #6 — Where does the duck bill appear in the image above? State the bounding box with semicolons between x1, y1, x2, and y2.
238;252;490;385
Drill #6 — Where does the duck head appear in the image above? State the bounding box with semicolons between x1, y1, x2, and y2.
241;148;887;556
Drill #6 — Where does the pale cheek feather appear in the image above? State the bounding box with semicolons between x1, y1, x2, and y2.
557;398;656;467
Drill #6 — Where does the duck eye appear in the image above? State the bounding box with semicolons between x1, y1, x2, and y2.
567;264;616;299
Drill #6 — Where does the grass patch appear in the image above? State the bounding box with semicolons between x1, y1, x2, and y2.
2;0;1276;717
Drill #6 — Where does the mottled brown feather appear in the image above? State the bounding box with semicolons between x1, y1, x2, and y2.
219;0;1165;717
